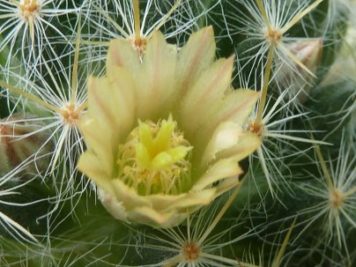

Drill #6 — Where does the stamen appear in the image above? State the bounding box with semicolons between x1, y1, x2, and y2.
116;115;192;195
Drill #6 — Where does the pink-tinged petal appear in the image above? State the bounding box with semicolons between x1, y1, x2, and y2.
88;74;136;141
107;38;141;72
177;27;216;97
197;89;259;142
135;31;177;119
107;66;137;138
180;57;235;136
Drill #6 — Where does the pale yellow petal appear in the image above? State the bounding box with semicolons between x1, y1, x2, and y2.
111;179;152;210
216;132;261;162
167;189;216;210
214;177;240;196
147;189;215;211
129;206;185;228
98;188;128;221
106;66;137;138
201;121;244;165
77;151;109;182
192;158;242;191
79;118;114;173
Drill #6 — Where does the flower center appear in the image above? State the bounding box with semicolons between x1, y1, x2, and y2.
265;27;282;45
329;189;345;209
117;115;192;195
60;103;81;126
19;0;40;20
182;242;200;262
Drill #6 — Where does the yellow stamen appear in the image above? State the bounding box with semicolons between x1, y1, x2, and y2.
117;115;192;195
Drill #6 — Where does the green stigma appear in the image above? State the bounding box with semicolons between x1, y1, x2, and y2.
117;115;192;195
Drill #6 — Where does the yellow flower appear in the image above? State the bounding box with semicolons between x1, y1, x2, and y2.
78;27;260;228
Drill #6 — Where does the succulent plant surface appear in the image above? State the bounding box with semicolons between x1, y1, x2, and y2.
0;0;355;266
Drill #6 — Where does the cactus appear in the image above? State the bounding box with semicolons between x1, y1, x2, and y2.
0;0;355;266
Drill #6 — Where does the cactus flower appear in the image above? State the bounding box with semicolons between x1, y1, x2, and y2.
78;27;260;228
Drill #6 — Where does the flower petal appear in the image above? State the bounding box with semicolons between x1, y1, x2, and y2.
136;31;177;119
201;121;244;165
98;188;128;221
89;71;136;141
107;38;140;73
129;206;184;228
210;89;259;125
177;26;216;97
192;158;242;191
197;89;259;144
216;132;261;161
79;118;114;174
180;57;235;136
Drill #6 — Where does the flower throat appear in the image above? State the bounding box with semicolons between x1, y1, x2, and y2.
116;116;192;195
